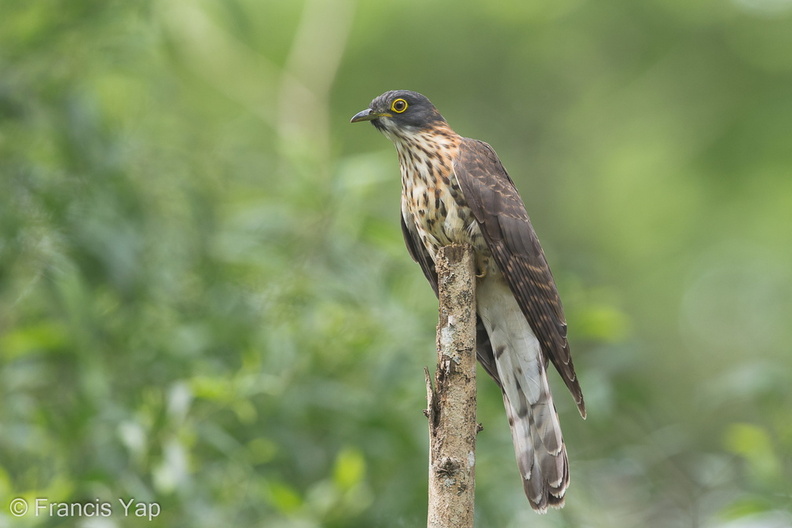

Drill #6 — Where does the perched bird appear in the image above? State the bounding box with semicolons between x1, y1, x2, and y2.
351;90;585;512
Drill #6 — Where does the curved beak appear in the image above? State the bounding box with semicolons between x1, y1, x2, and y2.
350;108;390;123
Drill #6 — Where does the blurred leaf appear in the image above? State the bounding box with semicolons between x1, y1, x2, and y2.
332;447;366;491
267;481;303;515
576;304;631;343
0;321;70;359
723;423;782;485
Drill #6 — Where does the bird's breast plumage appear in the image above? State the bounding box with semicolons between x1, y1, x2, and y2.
395;129;489;264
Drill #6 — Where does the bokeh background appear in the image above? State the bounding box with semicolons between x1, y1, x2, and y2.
2;0;791;526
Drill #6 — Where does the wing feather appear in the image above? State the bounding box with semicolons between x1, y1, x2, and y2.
453;138;586;417
400;213;438;295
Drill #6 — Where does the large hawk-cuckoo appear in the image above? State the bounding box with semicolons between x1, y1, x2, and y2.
351;90;585;512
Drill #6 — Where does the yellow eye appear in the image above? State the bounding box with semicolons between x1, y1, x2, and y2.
391;98;408;113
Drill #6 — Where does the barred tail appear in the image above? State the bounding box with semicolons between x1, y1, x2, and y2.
477;276;569;512
502;378;568;511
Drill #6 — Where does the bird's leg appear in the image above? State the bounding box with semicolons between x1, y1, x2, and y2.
476;256;489;278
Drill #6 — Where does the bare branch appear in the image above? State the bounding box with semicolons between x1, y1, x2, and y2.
427;244;477;528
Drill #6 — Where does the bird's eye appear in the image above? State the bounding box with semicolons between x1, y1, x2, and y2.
390;98;408;113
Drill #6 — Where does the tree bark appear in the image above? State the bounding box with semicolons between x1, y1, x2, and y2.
426;244;478;528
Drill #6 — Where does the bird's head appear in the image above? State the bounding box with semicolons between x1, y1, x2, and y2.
350;90;447;138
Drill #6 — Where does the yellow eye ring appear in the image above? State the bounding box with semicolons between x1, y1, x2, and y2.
390;98;408;113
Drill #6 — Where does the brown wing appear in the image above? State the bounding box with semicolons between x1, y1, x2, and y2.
400;212;502;386
453;138;585;417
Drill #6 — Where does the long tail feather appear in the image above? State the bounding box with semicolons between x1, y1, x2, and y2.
477;275;569;512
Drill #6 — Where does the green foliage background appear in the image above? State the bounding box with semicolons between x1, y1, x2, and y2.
2;0;791;526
